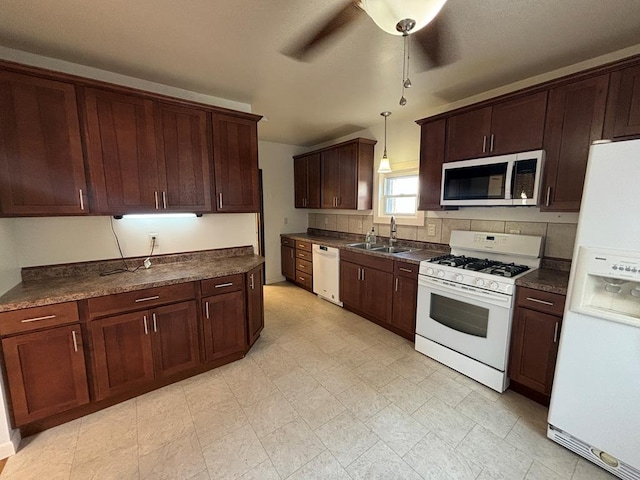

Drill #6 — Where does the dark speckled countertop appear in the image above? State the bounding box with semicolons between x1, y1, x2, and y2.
281;232;448;265
0;248;264;313
516;269;570;296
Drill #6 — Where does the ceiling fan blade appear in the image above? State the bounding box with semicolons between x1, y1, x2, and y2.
412;12;458;70
283;1;363;61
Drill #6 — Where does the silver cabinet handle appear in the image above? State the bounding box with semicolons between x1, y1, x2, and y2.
154;191;159;209
357;268;361;281
290;250;294;259
72;330;79;352
79;189;85;210
553;321;559;343
490;134;495;152
218;193;223;209
526;297;554;306
250;273;255;289
482;135;487;153
135;295;160;303
399;268;413;273
162;191;167;209
143;315;149;335
21;314;56;323
299;253;306;258
298;276;305;281
215;282;234;288
545;186;551;207
205;301;210;319
152;312;158;332
395;277;399;292
361;268;365;281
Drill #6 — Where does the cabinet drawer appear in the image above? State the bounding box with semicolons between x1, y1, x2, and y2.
201;274;245;296
281;236;295;247
87;283;196;319
341;250;394;273
0;302;79;336
394;261;419;279
516;287;566;316
296;271;313;290
295;249;312;261
296;240;312;252
296;258;313;275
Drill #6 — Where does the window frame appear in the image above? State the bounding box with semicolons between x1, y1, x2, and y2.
374;163;424;226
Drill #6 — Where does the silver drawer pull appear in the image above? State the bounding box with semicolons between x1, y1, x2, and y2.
299;276;305;281
299;253;306;257
135;295;160;303
399;268;413;273
250;273;255;290
526;297;554;306
215;282;234;288
72;330;79;352
21;314;56;323
154;191;159;209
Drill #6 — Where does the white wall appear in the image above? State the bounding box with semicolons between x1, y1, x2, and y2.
258;141;308;284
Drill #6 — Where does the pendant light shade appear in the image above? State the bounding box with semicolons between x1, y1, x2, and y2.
377;111;392;174
362;0;447;36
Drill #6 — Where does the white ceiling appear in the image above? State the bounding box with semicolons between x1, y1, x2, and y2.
2;0;640;147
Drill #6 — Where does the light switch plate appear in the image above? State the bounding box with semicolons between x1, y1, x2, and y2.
427;224;436;236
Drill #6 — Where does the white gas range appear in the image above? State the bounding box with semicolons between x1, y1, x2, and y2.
415;230;543;392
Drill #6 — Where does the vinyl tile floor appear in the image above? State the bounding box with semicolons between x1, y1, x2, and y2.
0;282;616;480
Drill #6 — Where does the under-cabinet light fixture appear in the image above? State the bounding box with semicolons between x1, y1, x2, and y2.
116;213;201;220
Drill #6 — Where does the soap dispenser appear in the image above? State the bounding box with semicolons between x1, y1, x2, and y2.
369;227;376;245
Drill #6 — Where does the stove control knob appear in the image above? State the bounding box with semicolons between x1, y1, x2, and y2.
455;274;464;282
490;281;499;290
437;269;445;278
426;267;434;276
475;278;485;287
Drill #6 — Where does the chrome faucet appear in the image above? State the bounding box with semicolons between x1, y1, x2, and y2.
390;216;397;246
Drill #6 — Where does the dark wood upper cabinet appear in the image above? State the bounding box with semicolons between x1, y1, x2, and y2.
154;102;212;212
293;153;321;208
542;74;609;211
2;324;90;426
604;64;640;139
418;119;447;211
151;300;200;378
212;113;260;213
446;92;547;162
246;264;264;347
82;88;159;214
0;71;88;216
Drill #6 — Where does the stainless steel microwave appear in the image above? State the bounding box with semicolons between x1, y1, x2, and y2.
441;150;545;207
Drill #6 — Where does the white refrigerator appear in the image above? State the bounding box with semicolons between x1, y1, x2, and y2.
547;139;640;480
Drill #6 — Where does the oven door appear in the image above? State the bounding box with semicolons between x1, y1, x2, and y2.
416;275;514;371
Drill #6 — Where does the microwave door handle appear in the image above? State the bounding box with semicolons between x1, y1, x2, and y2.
505;160;514;201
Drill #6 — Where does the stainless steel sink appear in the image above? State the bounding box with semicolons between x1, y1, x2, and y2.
373;246;411;254
347;243;411;254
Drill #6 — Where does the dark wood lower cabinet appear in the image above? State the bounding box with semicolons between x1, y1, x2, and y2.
202;291;246;361
339;261;363;307
151;301;200;378
281;245;295;280
391;263;419;340
247;264;265;347
360;267;393;325
1;325;90;426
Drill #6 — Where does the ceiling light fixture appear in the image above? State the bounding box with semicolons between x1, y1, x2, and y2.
377;111;392;174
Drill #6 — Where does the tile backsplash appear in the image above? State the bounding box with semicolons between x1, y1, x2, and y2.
308;213;577;260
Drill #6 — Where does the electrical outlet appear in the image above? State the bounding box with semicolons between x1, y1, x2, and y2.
357;219;363;230
149;233;159;249
324;217;329;225
284;217;288;225
427;224;436;236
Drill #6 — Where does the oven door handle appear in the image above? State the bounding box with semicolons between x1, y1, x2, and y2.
418;275;512;305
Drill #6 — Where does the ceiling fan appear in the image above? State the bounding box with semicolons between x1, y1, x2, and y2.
283;0;456;105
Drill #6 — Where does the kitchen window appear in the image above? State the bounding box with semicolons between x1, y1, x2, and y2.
375;165;424;226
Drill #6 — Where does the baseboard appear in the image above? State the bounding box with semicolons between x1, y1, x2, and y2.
266;275;285;285
0;429;21;459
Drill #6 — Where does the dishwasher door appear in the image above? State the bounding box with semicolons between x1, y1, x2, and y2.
312;244;343;307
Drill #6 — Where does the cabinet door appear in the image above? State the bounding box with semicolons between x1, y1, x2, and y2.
0;71;87;215
542;74;608;211
151;301;199;378
281;245;296;279
445;106;492;162
604;64;640;139
246;264;265;347
340;261;362;309
361;267;394;325
212;113;260;212
294;154;321;208
202;291;246;361
418;119;446;210
490;92;547;155
82;88;159;214
2;325;89;426
391;275;418;336
336;143;358;209
320;148;340;208
91;311;155;400
155;102;212;212
294;156;308;208
508;307;561;396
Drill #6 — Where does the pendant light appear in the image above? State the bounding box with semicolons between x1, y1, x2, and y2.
377;111;392;174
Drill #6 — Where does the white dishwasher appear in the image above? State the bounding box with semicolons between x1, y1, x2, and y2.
312;244;343;306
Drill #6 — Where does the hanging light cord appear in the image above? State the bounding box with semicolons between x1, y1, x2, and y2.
400;35;410;106
383;114;388;157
